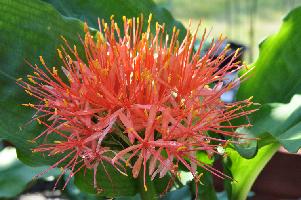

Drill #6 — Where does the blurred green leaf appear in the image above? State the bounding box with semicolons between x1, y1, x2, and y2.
0;147;61;198
43;0;186;40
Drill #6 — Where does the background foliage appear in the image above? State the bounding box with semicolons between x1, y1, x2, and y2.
0;0;301;199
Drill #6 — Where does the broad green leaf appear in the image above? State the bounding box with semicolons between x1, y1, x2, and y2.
43;0;186;40
225;141;280;200
0;0;85;166
74;164;137;197
237;6;301;104
230;132;258;159
228;7;301;200
232;139;257;159
188;170;217;200
196;172;218;200
238;95;301;152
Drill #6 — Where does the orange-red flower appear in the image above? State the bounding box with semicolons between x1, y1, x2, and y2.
18;14;255;195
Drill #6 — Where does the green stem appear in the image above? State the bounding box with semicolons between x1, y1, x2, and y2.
138;171;158;200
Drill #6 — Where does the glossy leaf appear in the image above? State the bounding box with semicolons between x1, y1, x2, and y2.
74;164;137;197
0;0;85;166
238;95;301;152
225;141;280;200
43;0;186;40
228;6;301;200
237;6;301;104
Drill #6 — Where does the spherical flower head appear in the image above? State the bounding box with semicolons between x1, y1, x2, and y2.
18;14;256;195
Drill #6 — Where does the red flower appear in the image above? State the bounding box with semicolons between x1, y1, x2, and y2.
18;14;256;195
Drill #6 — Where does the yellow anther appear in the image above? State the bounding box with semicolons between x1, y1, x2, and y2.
96;32;103;47
144;184;148;192
60;35;67;43
192;110;198;118
25;90;33;96
156;22;159;30
156;115;162;120
225;43;231;50
122;16;126;22
127;127;135;133
57;49;63;59
36;118;42;124
110;15;114;20
101;68;109;76
92;60;100;69
39;56;45;65
63;99;68;106
52;67;58;76
173;26;176;33
234;48;240;57
148;13;153;24
84;33;90;45
34;72;40;77
84;22;89;33
22;103;35;108
180;98;185;107
44;99;49;107
54;141;62;144
16;77;23;81
28;77;37;84
104;23;108;32
73;45;77;54
114;23;119;31
141;69;152;81
67;55;73;65
54;108;58;115
177;146;187;151
144;109;148;117
127;19;132;26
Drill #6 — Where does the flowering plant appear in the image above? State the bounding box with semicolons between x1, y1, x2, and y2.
1;0;301;199
17;14;256;198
